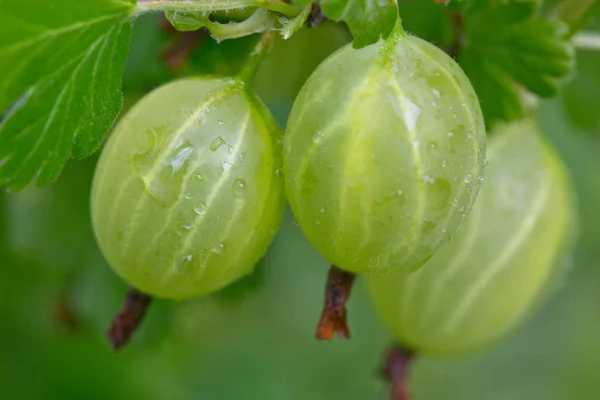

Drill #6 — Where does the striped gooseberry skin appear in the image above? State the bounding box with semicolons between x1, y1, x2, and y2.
283;31;486;274
91;77;285;299
369;120;576;355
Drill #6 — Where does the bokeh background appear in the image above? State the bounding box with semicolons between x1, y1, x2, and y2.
1;2;600;399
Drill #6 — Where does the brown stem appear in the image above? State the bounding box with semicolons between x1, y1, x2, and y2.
107;288;153;350
52;273;81;333
447;11;465;60
159;15;208;71
308;4;326;28
381;345;416;400
54;291;81;333
315;265;356;340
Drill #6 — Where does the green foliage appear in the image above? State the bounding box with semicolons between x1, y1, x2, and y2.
1;2;600;398
295;0;398;47
0;0;135;191
460;0;575;126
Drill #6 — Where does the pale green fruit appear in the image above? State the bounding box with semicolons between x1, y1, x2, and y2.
92;77;285;299
369;120;576;355
284;28;486;274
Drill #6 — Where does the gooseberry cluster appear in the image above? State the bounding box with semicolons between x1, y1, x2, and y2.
89;4;576;386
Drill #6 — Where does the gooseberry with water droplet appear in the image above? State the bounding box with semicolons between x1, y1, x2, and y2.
284;28;486;274
369;120;576;355
91;77;285;299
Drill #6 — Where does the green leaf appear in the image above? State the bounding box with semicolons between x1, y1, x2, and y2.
296;0;398;48
0;0;134;191
460;0;575;126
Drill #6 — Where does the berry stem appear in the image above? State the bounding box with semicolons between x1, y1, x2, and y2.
381;345;416;400
107;288;152;350
159;15;208;71
136;0;302;18
237;30;277;85
315;265;356;340
308;4;326;28
447;11;464;59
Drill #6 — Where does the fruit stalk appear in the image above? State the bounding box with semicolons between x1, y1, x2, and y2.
308;4;325;28
107;288;153;350
381;345;415;400
448;11;465;59
159;15;208;71
315;266;356;340
237;30;277;84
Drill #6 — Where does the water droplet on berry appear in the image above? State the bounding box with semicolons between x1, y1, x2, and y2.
232;179;246;197
210;136;227;152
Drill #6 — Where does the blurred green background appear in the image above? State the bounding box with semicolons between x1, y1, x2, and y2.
1;3;600;399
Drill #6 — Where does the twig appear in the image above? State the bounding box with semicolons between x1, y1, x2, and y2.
381;345;416;400
53;291;81;333
447;11;464;59
159;15;208;71
308;4;326;28
107;288;153;350
315;265;356;340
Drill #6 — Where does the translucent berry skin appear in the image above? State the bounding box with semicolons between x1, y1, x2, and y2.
369;120;576;355
284;31;486;274
91;78;285;299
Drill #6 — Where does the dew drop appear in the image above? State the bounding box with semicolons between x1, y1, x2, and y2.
397;189;403;196
210;136;227;152
196;174;204;182
170;144;195;174
213;242;225;254
404;98;421;132
464;173;473;183
320;208;325;213
222;162;233;172
441;160;447;168
313;131;325;143
432;88;440;98
424;174;435;184
194;202;207;215
184;192;191;199
232;179;246;197
217;120;225;125
176;224;193;236
448;132;454;138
